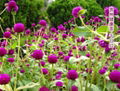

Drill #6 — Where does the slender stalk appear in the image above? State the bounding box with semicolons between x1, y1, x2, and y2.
0;8;7;15
79;16;108;41
0;24;4;33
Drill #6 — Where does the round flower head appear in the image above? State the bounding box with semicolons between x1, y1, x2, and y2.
98;40;108;48
56;81;63;87
39;20;47;26
3;32;11;38
64;56;70;62
57;24;65;31
39;86;50;91
50;27;57;32
6;0;18;12
8;49;14;55
48;54;58;64
31;50;44;60
70;85;78;91
109;70;120;83
99;69;106;75
25;29;31;35
14;23;25;33
67;70;78;80
0;74;11;85
39;61;46;66
72;6;83;18
0;47;7;56
104;6;119;16
114;63;120;69
20;69;25;73
117;83;120;89
41;68;49;75
7;58;15;63
62;34;67;38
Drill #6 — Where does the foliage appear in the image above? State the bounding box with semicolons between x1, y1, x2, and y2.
47;0;103;27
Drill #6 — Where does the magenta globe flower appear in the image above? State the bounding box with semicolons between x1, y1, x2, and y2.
6;0;18;12
39;20;47;26
72;6;83;18
14;23;25;33
8;49;14;55
56;81;63;87
114;63;120;69
48;54;58;64
64;56;70;62
41;68;49;75
31;50;44;60
39;86;50;91
0;47;7;56
0;74;11;85
7;58;15;63
99;69;106;75
67;70;78;80
57;24;65;31
70;85;78;91
3;32;11;38
117;83;120;89
109;70;120;83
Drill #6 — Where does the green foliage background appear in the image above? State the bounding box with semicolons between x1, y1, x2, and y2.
47;0;103;27
0;0;44;29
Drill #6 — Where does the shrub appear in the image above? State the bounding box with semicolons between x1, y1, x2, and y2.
0;0;44;29
47;0;103;27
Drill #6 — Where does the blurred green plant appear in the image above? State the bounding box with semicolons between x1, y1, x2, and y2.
0;0;44;29
47;0;103;27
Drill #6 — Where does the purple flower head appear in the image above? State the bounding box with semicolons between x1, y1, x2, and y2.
39;86;50;91
0;74;10;85
39;61;46;67
105;46;111;53
6;0;18;12
99;69;106;75
109;70;120;83
62;34;67;38
93;16;101;22
39;20;47;26
8;49;14;55
114;63;120;69
56;81;63;87
25;29;31;35
0;47;7;56
67;70;78;80
117;83;120;89
98;40;108;48
55;74;62;79
70;85;78;91
81;36;85;42
3;32;11;38
14;23;25;33
31;23;36;27
31;50;44;60
1;40;8;47
7;58;15;63
64;56;70;62
50;27;57;32
72;6;83;18
104;6;119;16
20;69;25;73
57;24;66;31
41;68;49;75
58;51;64;56
86;53;90;57
48;54;58;64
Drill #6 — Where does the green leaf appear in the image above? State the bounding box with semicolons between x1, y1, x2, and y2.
72;26;93;37
97;24;118;33
79;9;87;14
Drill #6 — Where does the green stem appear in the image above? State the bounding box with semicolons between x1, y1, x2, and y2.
0;24;4;33
79;16;108;41
0;8;7;15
